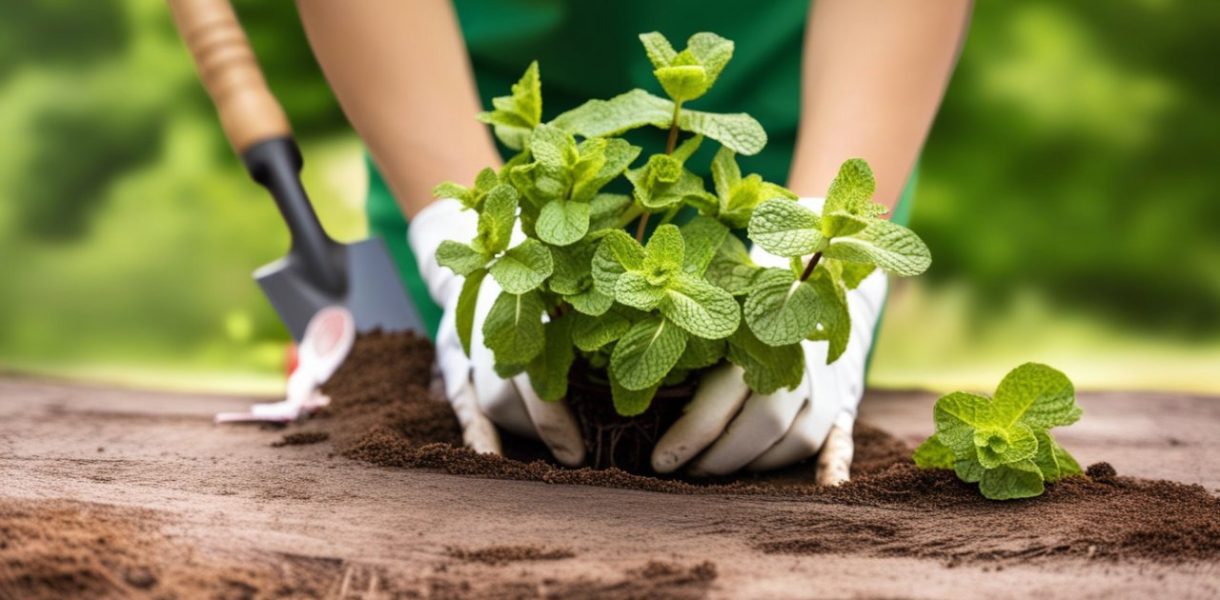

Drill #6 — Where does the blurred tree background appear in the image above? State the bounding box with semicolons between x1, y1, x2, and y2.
0;1;1216;393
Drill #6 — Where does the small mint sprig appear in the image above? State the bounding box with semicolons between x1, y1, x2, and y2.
743;160;931;360
913;363;1085;500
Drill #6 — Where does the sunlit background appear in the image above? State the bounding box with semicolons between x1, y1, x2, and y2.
1;1;1216;395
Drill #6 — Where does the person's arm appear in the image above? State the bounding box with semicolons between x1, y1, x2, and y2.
296;0;501;218
788;0;973;209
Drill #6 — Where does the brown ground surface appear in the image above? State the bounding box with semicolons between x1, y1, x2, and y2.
1;372;1218;599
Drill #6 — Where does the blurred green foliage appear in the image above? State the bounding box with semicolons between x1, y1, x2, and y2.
0;1;1216;386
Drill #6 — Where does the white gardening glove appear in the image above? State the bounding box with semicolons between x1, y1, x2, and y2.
651;197;886;484
409;199;585;466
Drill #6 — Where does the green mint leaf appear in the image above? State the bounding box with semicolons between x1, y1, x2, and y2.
954;455;986;483
482;290;545;365
661;273;741;339
549;242;612;316
573;139;641;201
823;219;932;277
611;373;660;417
435;168;500;211
748;198;823;258
537;199;590;246
526;316;575;402
551;89;672;138
671;133;704;163
551;89;765;155
476;184;518;255
717;175;775;229
432;181;470;203
743;268;821;346
679;216;730;276
571;309;632;352
978;459;1045;500
912;436;956;469
805;266;851;363
932;392;995;458
676;335;726;370
614;271;667;311
591;230;645;297
639;32;678;70
655;64;709;102
528;123;577;169
1032;431;1083;482
677;108;766;156
821;211;870;238
455;268;487;356
477;61;542;150
686;32;734;87
610;316;688;391
490;239;553;294
547;242;596;296
824;158;883;217
973;423;1038;469
726;325;804;394
566;288;614;316
436;241;489;276
710;146;741;201
643;224;685;281
570;137;608;190
839;263;877;290
705;234;761;296
589;193;632;232
992;362;1083;430
636;168;714;211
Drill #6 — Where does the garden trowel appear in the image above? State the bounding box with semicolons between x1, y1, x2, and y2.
168;0;422;341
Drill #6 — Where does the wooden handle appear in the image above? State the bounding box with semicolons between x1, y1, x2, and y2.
168;0;291;153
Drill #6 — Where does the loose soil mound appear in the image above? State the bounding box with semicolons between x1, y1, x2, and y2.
314;331;1220;565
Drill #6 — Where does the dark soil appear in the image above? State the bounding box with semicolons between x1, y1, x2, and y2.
445;545;576;566
270;431;329;447
566;364;691;472
312;331;1220;565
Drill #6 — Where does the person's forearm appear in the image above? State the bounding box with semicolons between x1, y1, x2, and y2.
789;0;972;209
296;0;501;218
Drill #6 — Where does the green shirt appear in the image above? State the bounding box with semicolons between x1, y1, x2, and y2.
367;0;915;337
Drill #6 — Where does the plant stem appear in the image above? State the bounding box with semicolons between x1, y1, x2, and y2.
637;102;684;243
634;212;651;242
665;101;683;155
799;252;823;282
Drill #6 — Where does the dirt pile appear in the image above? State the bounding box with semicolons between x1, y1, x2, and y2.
0;499;340;599
311;331;1220;566
319;331;909;495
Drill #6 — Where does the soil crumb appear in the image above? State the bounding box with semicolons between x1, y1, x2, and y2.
0;498;340;599
1086;461;1118;480
270;431;329;447
446;545;576;565
311;331;1220;566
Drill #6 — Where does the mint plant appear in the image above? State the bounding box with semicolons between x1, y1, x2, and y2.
434;32;932;416
913;363;1084;500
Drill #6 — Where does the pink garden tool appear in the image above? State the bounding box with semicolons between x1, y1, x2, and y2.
216;306;355;424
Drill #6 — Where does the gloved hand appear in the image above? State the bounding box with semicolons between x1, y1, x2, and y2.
409;198;585;466
650;197;886;484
